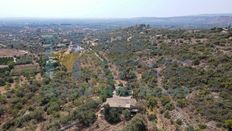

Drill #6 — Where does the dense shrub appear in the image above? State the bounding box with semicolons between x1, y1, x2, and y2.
0;106;5;116
3;109;44;130
116;87;131;97
72;100;99;126
122;109;131;121
198;124;207;129
224;119;232;129
16;56;33;65
164;111;171;119
122;114;147;131
148;113;157;121
0;79;6;86
146;96;157;109
104;105;121;124
177;99;188;108
73;109;96;126
185;126;195;131
99;86;113;101
0;57;14;65
176;119;182;125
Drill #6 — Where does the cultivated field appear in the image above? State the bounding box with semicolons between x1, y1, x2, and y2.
0;49;28;57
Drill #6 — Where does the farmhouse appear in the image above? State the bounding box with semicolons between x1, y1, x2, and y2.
102;96;138;113
105;96;137;109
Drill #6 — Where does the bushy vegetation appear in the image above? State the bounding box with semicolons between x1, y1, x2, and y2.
1;25;232;130
0;57;14;65
15;56;33;65
93;26;232;130
69;100;99;126
122;114;147;131
103;105;122;124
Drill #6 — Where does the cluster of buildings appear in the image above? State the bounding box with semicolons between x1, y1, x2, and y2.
82;37;99;46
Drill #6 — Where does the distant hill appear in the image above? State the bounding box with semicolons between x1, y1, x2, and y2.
130;15;232;28
1;14;232;29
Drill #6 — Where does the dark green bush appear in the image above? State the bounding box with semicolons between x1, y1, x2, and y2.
122;114;147;131
104;105;121;124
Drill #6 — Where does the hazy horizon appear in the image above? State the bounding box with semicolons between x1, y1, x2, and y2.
0;0;232;18
1;13;232;20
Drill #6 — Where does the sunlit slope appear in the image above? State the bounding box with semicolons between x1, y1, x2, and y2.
53;52;80;72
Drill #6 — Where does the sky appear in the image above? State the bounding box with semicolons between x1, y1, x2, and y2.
0;0;231;18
